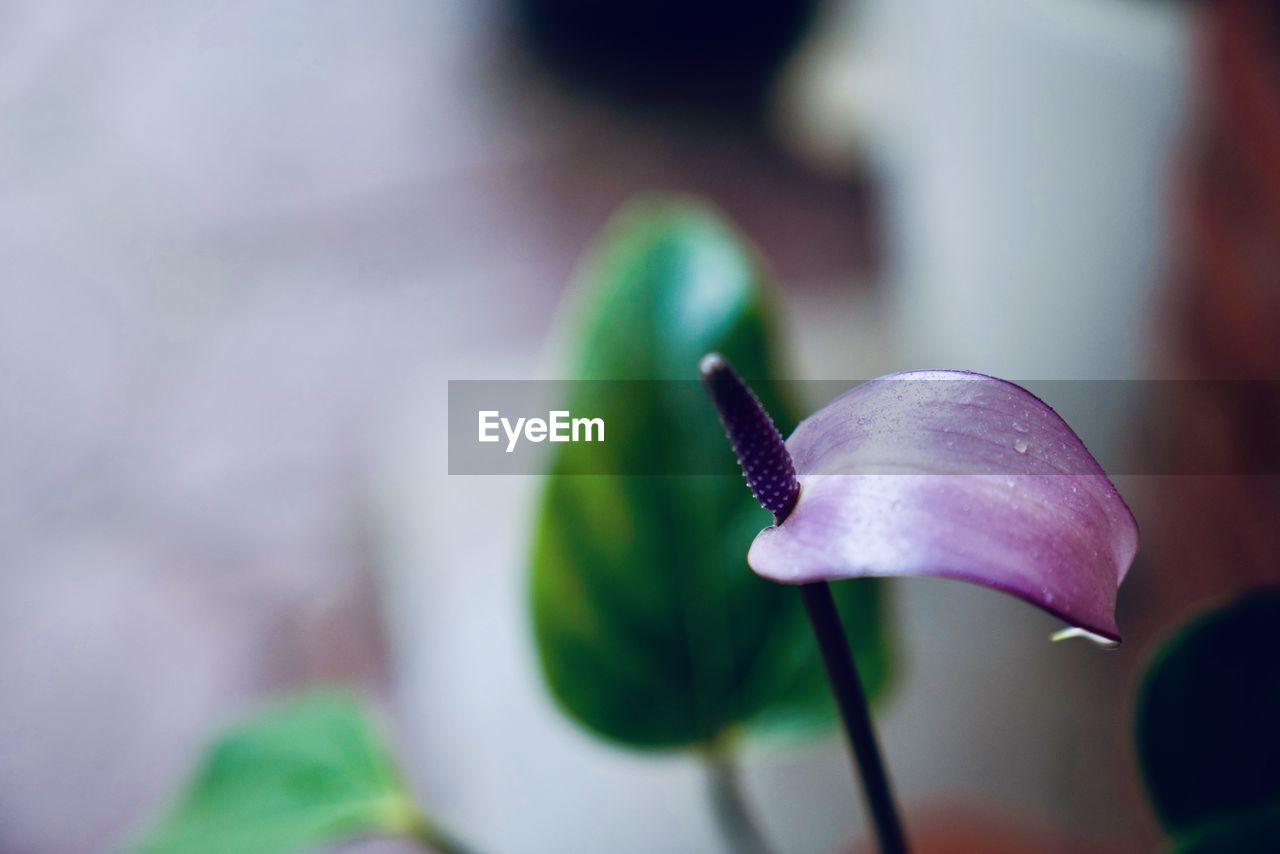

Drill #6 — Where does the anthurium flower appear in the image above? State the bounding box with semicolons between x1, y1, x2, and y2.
702;356;1139;645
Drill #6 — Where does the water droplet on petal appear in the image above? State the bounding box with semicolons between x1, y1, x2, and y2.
1014;438;1028;454
1012;421;1029;433
1051;627;1119;649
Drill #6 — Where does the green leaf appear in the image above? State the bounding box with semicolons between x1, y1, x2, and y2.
529;196;892;749
1173;803;1280;854
133;692;434;854
1136;589;1280;849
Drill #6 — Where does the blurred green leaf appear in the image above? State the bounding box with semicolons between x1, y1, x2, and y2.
1136;589;1280;851
530;196;892;748
133;692;437;854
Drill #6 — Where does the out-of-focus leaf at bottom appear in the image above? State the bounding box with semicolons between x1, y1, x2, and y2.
133;692;429;854
1136;589;1280;852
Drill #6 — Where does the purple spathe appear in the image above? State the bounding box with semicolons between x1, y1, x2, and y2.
747;371;1139;643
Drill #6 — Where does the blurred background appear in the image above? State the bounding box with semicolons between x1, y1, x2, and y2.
3;0;1277;851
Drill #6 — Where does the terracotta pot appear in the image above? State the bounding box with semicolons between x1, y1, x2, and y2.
848;802;1137;854
1142;0;1280;640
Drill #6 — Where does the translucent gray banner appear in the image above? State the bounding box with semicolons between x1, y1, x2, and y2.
447;379;1280;475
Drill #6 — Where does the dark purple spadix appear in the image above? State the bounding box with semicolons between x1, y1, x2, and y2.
699;353;799;523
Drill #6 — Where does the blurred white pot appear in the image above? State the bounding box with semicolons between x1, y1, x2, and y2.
373;358;862;854
773;0;1192;846
781;0;1191;382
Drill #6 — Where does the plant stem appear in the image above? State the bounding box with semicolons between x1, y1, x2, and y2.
703;746;774;854
800;582;909;854
406;811;478;854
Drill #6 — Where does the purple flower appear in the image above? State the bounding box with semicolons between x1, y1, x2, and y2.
704;359;1140;644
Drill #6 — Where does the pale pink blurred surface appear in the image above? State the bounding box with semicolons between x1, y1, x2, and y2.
0;3;874;851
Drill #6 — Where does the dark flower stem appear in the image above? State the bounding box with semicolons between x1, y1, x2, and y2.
700;353;909;854
800;582;908;854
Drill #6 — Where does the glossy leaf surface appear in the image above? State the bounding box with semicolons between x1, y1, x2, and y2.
530;198;891;747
